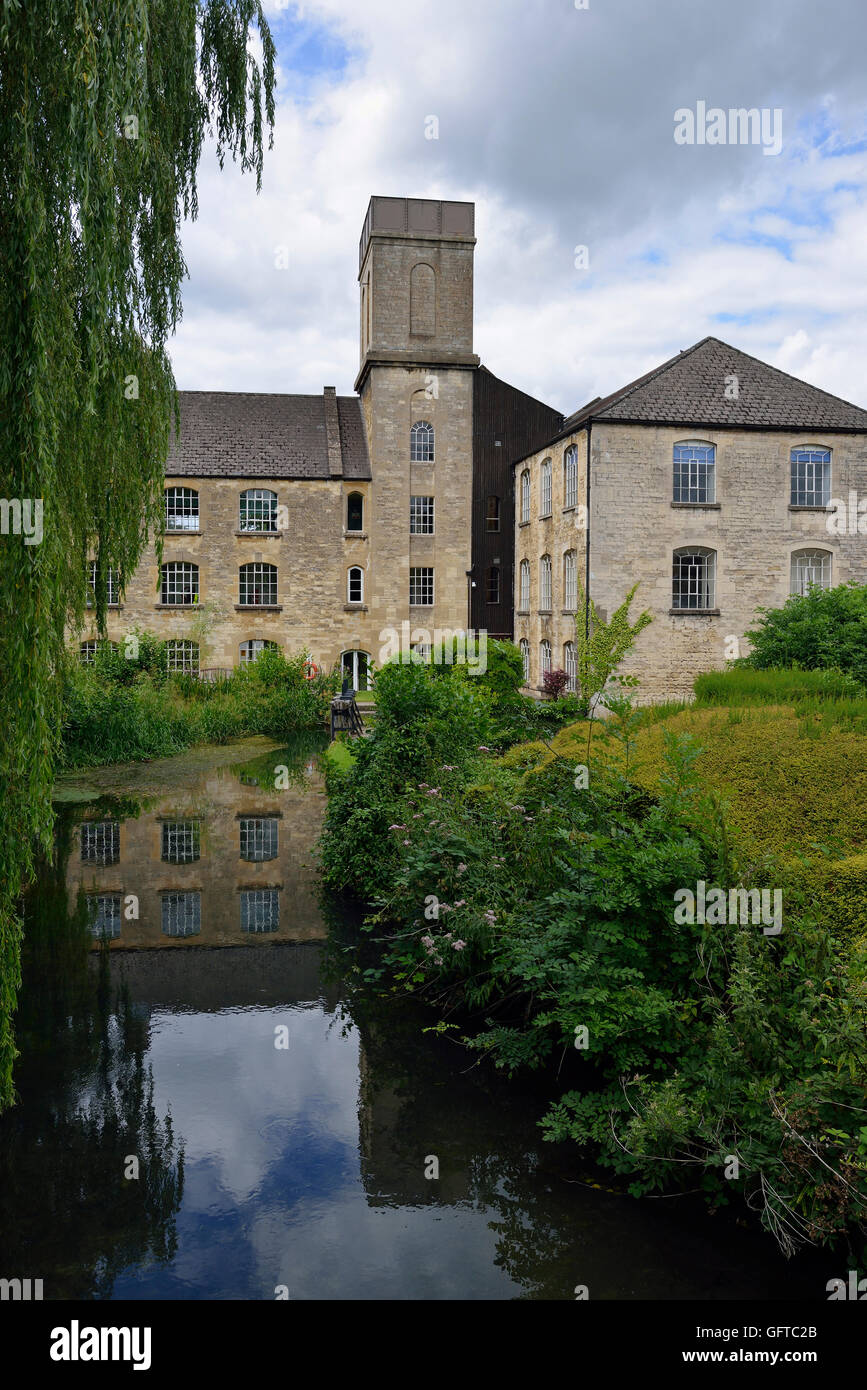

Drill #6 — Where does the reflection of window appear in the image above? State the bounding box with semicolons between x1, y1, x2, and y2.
164;487;199;531
347;566;364;603
161;821;201;864
241;889;280;933
485;567;500;603
410;496;434;534
519;638;530;683
341;650;370;690
409;567;434;606
672;548;716;610
240;639;278;664
161;891;201;938
239;488;278;532
239;817;278;862
564;641;577;693
87;560;121;607
519;559;530;610
86;894;121;940
81;821;120;865
791;548;832;595
673;442;715;503
239;562;277;606
410;420;434;463
347;492;364;532
486;496;500;532
791;447;831;507
166;639;199;674
161;561;198;605
539;554;552;611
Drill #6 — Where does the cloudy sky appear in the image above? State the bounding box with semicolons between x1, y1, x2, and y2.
168;0;867;417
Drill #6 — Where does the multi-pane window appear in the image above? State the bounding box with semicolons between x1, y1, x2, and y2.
564;642;577;693
240;639;278;664
410;567;434;605
563;550;578;610
540;554;552;610
239;488;278;532
673;442;716;504
347;566;364;603
161;561;198;605
87;560;121;606
161;891;201;938
564;446;578;509
540;460;552;516
241;888;280;934
161;821;201;864
520;470;530;523
410;420;434;462
486;496;501;532
791;447;831;507
240;817;279;862
80;821;120;865
486;567;500;603
519;639;530;684
79;639;116;664
164;487;199;531
341;650;370;691
540;640;552;677
86;894;122;941
347;492;364;532
672;548;716;610
239;562;277;606
410;496;434;534
519;559;530;611
791;548;832;595
166;639;199;674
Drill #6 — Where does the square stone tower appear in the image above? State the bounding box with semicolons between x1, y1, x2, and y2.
355;197;479;652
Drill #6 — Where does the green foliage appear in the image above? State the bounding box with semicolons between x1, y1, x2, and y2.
744;582;867;683
575;579;652;707
695;665;865;704
0;1;275;1110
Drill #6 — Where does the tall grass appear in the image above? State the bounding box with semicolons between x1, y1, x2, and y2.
694;666;865;705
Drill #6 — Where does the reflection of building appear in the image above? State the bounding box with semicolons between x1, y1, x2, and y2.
67;766;327;948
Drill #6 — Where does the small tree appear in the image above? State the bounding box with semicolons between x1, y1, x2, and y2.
575;579;652;710
542;667;569;700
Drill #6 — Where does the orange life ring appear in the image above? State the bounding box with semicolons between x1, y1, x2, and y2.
304;660;319;680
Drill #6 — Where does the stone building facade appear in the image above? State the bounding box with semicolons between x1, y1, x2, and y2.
514;337;867;701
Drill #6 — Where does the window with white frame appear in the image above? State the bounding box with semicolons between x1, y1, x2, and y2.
79;639;116;665
540;554;552;610
540;640;552;678
80;821;120;865
519;558;530;611
520;469;530;523
673;442;716;504
347;566;364;603
672;548;716;610
161;560;198;606
540;459;552;516
519;638;530;684
563;550;577;609
410;496;434;534
239;488;278;532
790;447;831;507
564;641;577;693
791;548;832;595
410;567;434;605
341;650;371;691
241;888;280;933
166;639;199;674
161;891;201;938
87;560;121;606
240;639;278;664
410;420;434;462
240;817;278;862
86;894;122;941
239;562;277;606
164;487;199;531
161;821;201;864
564;446;578;509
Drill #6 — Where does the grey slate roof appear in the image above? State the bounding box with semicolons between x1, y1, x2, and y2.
167;391;371;479
560;336;867;435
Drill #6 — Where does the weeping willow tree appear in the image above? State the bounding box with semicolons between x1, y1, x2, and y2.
0;0;275;1110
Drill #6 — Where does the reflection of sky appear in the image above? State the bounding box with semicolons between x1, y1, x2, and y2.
112;1002;517;1300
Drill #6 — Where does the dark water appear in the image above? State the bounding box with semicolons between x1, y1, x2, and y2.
0;737;841;1300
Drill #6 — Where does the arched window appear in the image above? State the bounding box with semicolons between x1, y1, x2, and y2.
341;650;371;691
540;459;552;516
347;492;364;532
485;566;500;603
519;639;530;684
791;548;832;595
539;554;552;611
564;641;577;693
239;487;278;533
410;263;436;336
347;566;364;604
519;558;530;611
563;550;578;610
791;447;831;507
166;639;199;673
520;469;531;523
164;486;199;532
672;548;716;611
161;561;198;606
564;446;578;509
240;639;278;664
540;640;552;678
673;441;716;504
239;562;277;606
410;420;434;463
486;496;501;532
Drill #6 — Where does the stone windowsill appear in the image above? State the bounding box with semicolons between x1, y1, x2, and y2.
668;608;721;617
165;529;202;536
561;607;577;615
788;505;830;513
234;810;284;820
234;530;282;538
343;603;367;612
515;609;529;617
539;511;552;521
518;520;530;528
234;604;283;612
562;505;577;514
538;609;553;617
670;502;721;509
236;882;284;892
155;603;197;610
87;603;124;610
343;530;368;540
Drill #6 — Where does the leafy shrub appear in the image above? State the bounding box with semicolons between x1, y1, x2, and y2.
541;667;569;699
744;581;867;682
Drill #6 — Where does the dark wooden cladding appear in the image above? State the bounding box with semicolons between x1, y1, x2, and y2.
470;367;562;637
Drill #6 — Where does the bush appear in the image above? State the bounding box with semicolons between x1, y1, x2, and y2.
744;581;867;683
541;667;569;699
